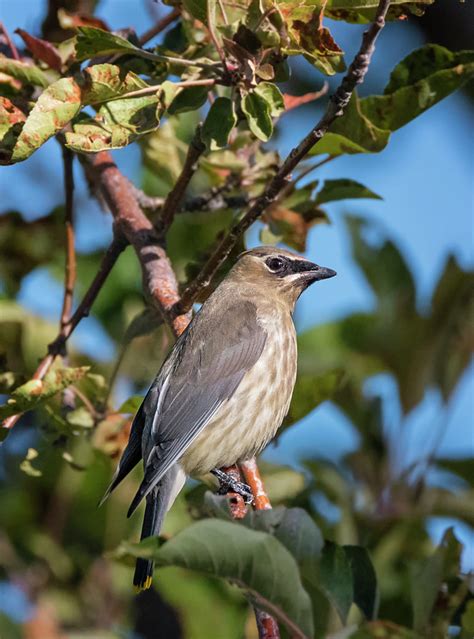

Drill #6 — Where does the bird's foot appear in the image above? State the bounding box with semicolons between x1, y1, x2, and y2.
211;468;254;505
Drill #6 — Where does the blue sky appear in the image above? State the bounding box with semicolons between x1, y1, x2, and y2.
1;1;473;567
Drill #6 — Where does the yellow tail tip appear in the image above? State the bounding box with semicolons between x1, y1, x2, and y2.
134;576;153;592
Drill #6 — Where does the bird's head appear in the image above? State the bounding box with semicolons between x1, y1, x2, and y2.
230;246;336;310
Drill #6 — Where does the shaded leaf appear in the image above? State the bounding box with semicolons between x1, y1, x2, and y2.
319;541;353;623
315;179;382;205
202;97;236;149
167;85;208;115
311;93;390;156
241;90;273;141
435;458;474;488
344;545;378;620
411;528;462;634
283;88;328;112
362;45;474;132
0;55;49;88
283;369;345;428
345;621;421;639
118;518;314;638
11;77;81;163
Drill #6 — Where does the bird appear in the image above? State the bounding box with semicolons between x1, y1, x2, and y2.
100;246;336;590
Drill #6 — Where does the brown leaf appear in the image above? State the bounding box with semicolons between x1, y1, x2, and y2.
15;29;63;72
291;14;343;57
283;84;329;111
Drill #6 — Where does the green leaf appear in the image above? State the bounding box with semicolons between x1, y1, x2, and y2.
435;458;474;488
11;77;81;163
79;63;152;104
0;366;90;419
119;518;314;638
0;98;27;165
202;97;236;149
182;0;208;24
254;82;285;117
461;601;474;639
322;0;434;24
65;407;94;429
75;26;139;60
19;447;42;477
65;88;160;153
241;91;273;141
283;369;344;428
118;395;142;414
167;85;209;115
0;54;49;87
315;179;382;205
311;93;390;156
312;45;474;156
345;622;421;639
411;528;462;634
344;546;378;620
319;541;353;623
362;45;474;131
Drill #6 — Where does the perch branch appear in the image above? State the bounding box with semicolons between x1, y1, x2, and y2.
1;235;127;431
174;0;392;315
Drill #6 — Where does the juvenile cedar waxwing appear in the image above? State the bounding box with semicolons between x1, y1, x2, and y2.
100;247;336;589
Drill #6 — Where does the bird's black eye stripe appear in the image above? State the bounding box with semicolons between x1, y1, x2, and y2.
265;256;286;272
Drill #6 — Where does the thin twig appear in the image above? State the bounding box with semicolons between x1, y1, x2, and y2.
217;0;229;25
159;125;206;233
2;235;127;432
0;20;20;60
93;78;217;105
174;0;391;315
207;0;228;74
60;146;76;332
139;7;181;46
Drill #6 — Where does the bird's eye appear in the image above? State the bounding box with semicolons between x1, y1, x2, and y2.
266;257;285;272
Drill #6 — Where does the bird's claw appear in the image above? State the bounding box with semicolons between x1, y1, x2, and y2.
211;469;254;504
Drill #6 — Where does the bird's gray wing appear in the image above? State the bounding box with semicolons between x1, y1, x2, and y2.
127;299;266;516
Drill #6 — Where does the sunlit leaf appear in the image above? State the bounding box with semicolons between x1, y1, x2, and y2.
0;55;49;88
241;90;273;141
10;77;81;162
75;26;139;60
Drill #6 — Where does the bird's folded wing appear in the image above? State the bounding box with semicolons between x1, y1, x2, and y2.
127;299;267;516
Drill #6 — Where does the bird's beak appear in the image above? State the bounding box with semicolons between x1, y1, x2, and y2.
295;260;337;284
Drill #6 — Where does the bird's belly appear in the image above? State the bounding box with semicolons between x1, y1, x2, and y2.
180;322;297;476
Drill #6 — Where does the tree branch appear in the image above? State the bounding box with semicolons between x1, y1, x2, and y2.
139;7;181;46
174;0;391;315
84;151;191;337
2;234;127;431
159;125;206;234
0;20;20;60
59;146;76;332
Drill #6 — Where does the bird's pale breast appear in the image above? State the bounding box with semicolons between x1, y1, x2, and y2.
180;309;297;475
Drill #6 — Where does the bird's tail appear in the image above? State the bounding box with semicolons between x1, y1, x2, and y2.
133;465;186;591
133;490;160;591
